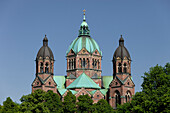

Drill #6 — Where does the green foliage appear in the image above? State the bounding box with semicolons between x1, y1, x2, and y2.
0;105;2;112
117;63;170;113
44;90;63;113
77;94;93;113
63;91;77;113
20;89;49;113
2;97;20;113
116;102;132;113
92;99;114;113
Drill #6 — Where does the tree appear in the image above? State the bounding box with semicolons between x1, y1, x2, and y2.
2;97;20;113
77;94;93;113
20;89;49;113
0;105;2;112
93;99;114;113
44;90;63;113
117;63;170;113
63;91;77;113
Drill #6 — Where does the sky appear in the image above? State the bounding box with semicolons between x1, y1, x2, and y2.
0;0;170;104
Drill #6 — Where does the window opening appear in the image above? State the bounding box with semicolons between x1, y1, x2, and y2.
118;63;122;73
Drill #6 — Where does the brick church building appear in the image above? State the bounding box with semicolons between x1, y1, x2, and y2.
32;11;135;108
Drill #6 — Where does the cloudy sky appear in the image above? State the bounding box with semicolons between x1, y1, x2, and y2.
0;0;169;104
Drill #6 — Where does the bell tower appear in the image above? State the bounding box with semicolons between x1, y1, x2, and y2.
32;35;57;93
109;35;135;108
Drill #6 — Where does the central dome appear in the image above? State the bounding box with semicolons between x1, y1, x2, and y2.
66;13;102;55
67;36;102;55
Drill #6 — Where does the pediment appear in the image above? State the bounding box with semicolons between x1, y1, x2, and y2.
32;77;42;86
78;48;90;55
91;73;100;79
92;49;101;56
75;88;91;97
109;77;122;87
44;76;57;86
67;49;76;56
124;76;135;87
93;90;104;98
68;74;76;79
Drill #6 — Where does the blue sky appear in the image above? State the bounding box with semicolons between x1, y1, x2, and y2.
0;0;170;104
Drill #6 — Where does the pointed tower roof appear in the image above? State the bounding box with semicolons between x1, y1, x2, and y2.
113;35;131;60
67;73;101;89
36;35;54;60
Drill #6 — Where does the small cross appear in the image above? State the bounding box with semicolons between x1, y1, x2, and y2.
83;9;86;15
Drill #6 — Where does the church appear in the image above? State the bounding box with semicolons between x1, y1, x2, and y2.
31;10;135;108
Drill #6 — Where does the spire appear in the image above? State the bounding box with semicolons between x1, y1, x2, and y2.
43;34;48;46
83;9;86;21
119;35;124;46
79;9;90;36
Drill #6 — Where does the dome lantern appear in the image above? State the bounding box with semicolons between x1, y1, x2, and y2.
43;34;48;46
119;35;124;46
79;9;90;36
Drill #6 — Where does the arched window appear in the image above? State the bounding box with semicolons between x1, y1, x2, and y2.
40;62;43;73
87;58;89;68
82;58;86;68
115;90;121;108
69;59;71;69
72;59;74;69
125;91;131;102
98;60;100;69
79;58;82;68
74;59;76;68
94;59;97;68
125;95;127;102
124;63;127;73
45;62;49;73
118;63;122;73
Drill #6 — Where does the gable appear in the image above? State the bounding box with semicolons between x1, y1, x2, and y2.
68;74;76;79
67;49;75;56
92;49;101;56
93;90;104;98
32;77;42;87
124;76;135;87
67;73;101;89
91;73;100;79
75;88;91;97
77;48;90;55
109;77;122;87
44;76;57;86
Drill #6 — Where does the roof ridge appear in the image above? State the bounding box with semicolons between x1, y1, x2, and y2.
67;73;100;89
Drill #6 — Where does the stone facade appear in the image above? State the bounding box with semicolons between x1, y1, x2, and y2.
31;13;135;108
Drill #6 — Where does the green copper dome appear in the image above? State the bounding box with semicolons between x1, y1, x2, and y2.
67;36;102;55
66;13;102;55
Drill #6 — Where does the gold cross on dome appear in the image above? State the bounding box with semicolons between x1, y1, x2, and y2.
83;9;86;15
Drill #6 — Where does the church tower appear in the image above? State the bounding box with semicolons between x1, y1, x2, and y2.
66;10;102;88
32;35;57;93
109;35;135;108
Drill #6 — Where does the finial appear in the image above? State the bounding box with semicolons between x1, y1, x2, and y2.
45;34;47;37
83;9;86;15
83;9;86;21
119;35;124;46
